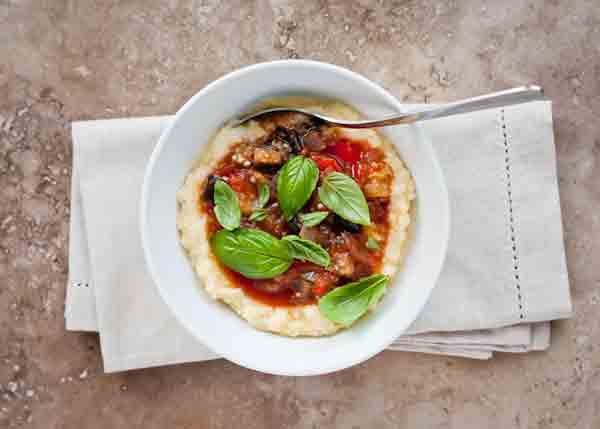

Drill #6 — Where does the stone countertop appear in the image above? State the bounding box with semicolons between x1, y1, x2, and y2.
0;1;598;428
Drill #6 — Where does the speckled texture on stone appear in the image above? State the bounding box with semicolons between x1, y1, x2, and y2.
0;1;598;428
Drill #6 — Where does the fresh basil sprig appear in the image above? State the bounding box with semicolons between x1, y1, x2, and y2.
248;184;270;221
277;156;319;221
213;179;241;231
318;274;388;325
210;228;293;279
282;235;330;267
299;211;329;228
318;172;371;225
257;182;270;208
249;209;267;222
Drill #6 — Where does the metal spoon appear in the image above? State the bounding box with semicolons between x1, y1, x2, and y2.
235;85;545;128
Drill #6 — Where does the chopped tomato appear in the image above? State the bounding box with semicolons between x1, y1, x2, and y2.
213;164;237;177
340;232;375;266
350;161;367;184
311;154;341;172
311;271;339;297
362;148;384;162
312;285;328;297
329;140;362;163
227;171;258;214
227;171;253;193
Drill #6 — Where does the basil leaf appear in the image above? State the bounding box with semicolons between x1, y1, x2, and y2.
299;211;329;228
257;182;270;209
318;172;371;225
277;156;319;221
318;274;388;325
366;236;380;250
249;209;267;222
211;228;292;279
282;235;330;267
213;180;241;231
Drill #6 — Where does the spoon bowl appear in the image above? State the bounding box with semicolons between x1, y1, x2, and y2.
235;85;545;129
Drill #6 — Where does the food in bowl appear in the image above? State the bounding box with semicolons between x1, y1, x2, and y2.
176;98;415;336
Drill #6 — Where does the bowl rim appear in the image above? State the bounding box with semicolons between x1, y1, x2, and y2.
140;59;450;376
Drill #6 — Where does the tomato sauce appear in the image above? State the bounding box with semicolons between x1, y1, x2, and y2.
198;118;393;307
221;264;297;307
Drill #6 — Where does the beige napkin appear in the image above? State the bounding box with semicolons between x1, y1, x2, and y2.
65;101;571;372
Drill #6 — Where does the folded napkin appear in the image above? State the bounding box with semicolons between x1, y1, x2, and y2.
65;101;572;372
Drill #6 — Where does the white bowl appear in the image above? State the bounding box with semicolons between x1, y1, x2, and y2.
141;60;449;376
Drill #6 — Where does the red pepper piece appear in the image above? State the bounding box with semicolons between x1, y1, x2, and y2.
329;140;362;163
311;154;342;172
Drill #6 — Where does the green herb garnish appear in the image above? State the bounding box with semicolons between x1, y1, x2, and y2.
210;228;292;279
257;182;270;208
318;274;388;325
366;236;380;250
249;209;267;222
277;156;319;221
282;235;330;267
213;179;241;231
318;172;371;225
299;211;329;228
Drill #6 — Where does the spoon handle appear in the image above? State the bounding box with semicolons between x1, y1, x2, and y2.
343;85;546;128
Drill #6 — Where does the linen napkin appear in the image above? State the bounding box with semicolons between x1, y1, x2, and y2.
65;101;571;372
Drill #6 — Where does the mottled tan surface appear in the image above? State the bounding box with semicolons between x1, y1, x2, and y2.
0;1;598;428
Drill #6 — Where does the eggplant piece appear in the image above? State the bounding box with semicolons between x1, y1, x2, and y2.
255;164;281;174
275;126;304;154
298;116;324;134
302;130;327;152
331;252;355;278
333;214;362;233
299;225;332;247
363;162;393;199
290;279;314;303
363;181;391;199
288;215;302;233
254;146;284;166
203;174;220;201
253;280;287;294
